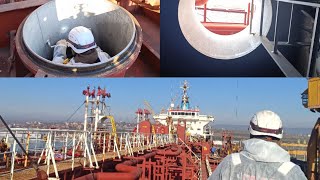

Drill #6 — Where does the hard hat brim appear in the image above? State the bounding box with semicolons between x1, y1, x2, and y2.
249;126;283;139
68;42;97;54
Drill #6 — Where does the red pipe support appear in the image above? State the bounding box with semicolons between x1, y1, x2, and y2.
96;168;141;180
96;151;157;180
157;146;182;156
247;3;251;25
195;0;208;6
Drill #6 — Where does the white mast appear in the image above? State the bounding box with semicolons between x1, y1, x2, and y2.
83;86;91;131
94;90;100;132
83;86;111;132
181;80;190;110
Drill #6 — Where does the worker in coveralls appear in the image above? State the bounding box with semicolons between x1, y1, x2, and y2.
208;110;307;180
52;26;111;65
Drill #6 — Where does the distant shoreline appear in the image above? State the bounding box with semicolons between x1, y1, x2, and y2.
213;124;312;136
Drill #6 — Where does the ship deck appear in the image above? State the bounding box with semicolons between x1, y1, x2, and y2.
1;147;148;180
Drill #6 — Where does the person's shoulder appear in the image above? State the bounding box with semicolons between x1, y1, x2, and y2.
279;162;307;180
219;153;238;166
289;165;307;180
222;154;233;161
290;164;307;176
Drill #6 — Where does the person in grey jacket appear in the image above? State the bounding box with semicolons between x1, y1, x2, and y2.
208;110;307;180
52;26;111;65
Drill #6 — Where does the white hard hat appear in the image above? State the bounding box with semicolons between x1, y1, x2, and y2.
67;26;97;54
249;110;283;139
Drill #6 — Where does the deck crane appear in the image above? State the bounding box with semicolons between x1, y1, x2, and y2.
83;86;116;139
144;100;155;117
97;87;117;135
301;78;320;180
101;115;117;136
144;100;175;136
143;100;157;134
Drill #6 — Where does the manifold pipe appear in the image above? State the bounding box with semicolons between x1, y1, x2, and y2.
156;145;182;156
95;151;157;180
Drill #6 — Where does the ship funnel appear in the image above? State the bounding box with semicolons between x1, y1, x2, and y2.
16;0;142;77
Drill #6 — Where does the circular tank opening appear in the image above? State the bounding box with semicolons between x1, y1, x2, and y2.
196;0;252;35
178;0;272;60
21;0;139;74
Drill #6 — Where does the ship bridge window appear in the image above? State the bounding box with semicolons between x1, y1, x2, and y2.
178;0;272;59
178;112;181;115
192;113;195;116
181;112;185;115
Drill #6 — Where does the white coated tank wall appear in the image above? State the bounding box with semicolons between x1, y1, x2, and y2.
178;0;273;60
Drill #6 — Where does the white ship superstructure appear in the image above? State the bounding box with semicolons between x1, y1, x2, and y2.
153;81;214;137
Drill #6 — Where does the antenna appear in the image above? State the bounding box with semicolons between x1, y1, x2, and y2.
170;82;174;108
235;80;239;121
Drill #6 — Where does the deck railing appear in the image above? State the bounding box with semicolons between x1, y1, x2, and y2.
0;128;177;180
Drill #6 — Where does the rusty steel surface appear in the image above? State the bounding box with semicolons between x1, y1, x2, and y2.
131;0;160;11
154;124;169;134
124;50;159;77
195;0;209;6
94;151;158;180
307;118;320;180
0;0;48;47
1;146;153;180
0;0;48;77
177;119;187;142
138;120;152;134
134;14;160;60
0;0;46;76
0;129;218;180
0;0;25;5
126;3;160;77
0;47;10;76
72;142;211;180
127;144;198;180
201;159;208;180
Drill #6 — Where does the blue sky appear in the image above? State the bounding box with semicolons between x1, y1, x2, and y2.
0;78;317;128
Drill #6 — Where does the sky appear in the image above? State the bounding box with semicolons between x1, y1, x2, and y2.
0;78;318;128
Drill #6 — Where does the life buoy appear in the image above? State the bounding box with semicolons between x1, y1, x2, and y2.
54;153;64;161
